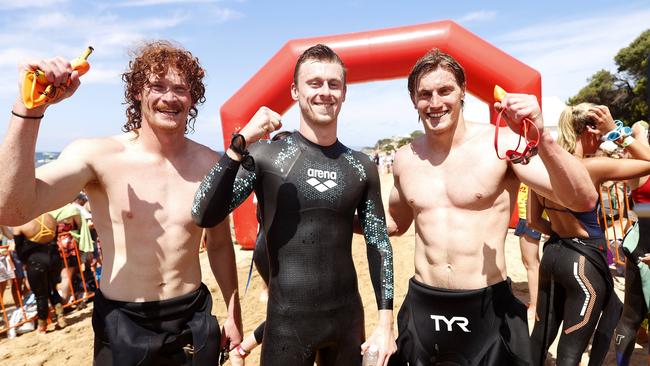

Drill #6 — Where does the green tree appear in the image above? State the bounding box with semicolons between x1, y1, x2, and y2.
410;130;424;139
569;29;649;123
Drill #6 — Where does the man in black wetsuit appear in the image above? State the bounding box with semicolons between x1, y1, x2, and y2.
192;44;396;365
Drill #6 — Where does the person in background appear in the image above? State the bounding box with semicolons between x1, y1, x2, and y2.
528;104;650;365
12;214;66;333
514;183;542;320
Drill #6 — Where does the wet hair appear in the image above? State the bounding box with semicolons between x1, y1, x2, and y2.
293;44;346;86
122;40;206;134
407;49;466;103
557;103;597;154
272;131;292;141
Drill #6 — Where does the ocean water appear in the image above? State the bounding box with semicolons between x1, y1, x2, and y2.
35;151;60;167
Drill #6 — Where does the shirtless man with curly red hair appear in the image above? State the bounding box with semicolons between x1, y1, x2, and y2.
0;40;242;365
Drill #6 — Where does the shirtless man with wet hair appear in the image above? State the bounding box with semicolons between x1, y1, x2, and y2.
0;41;242;365
386;49;597;365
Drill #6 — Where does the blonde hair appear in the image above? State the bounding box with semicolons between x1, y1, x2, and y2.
557;102;597;154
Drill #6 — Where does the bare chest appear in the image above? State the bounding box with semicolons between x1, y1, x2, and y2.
93;158;202;227
399;148;509;211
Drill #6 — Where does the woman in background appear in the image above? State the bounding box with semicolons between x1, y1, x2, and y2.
13;213;66;333
529;104;650;365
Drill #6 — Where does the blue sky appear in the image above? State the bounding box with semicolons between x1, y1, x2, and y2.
0;0;648;151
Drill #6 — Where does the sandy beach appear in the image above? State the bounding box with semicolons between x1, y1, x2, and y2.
0;172;645;365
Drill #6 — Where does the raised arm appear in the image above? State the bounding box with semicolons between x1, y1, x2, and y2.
356;159;396;365
191;153;257;228
0;57;94;225
498;93;598;211
204;219;243;348
587;106;650;161
191;107;282;228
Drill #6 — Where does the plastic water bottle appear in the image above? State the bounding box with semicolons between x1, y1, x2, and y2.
362;344;379;366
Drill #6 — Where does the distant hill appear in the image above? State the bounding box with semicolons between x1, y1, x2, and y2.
35;152;60;167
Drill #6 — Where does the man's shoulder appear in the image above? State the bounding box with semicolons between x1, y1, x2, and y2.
184;138;220;165
59;135;126;160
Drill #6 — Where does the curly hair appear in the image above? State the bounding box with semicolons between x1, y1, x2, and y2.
122;40;206;134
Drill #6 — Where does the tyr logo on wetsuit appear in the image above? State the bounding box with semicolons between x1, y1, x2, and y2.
430;315;471;332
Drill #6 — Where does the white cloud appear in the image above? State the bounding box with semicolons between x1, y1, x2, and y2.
209;7;244;23
0;8;193;98
0;0;68;10
458;10;497;24
111;0;220;7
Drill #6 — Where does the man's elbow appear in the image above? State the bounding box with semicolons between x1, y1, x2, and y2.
563;189;599;212
0;204;33;226
192;210;215;228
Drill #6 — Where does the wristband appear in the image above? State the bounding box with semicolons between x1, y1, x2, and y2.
11;110;44;120
230;133;247;155
235;345;250;358
620;136;635;147
229;133;255;172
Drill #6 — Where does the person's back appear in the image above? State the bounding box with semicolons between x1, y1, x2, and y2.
17;213;56;244
12;214;65;333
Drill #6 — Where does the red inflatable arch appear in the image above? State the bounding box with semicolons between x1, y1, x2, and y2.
220;20;541;248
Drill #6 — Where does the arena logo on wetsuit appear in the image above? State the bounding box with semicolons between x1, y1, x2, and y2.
430;315;471;332
306;168;338;192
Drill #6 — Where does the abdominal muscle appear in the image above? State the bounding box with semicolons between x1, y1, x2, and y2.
95;222;203;302
413;205;510;290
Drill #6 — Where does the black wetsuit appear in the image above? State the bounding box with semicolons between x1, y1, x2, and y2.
252;207;269;344
389;277;531;366
192;131;394;366
530;202;622;366
92;283;220;366
14;234;63;320
615;217;650;366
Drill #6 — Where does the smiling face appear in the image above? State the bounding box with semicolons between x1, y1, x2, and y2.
413;67;465;136
138;67;192;133
291;60;346;127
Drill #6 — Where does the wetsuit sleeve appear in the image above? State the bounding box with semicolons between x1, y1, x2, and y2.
192;149;258;228
357;158;394;310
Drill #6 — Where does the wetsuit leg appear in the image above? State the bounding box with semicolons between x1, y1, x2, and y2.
47;248;64;306
531;243;566;366
615;259;648;366
26;252;51;320
261;307;318;366
533;243;608;366
316;304;364;366
253;321;265;344
261;300;364;366
554;253;607;365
